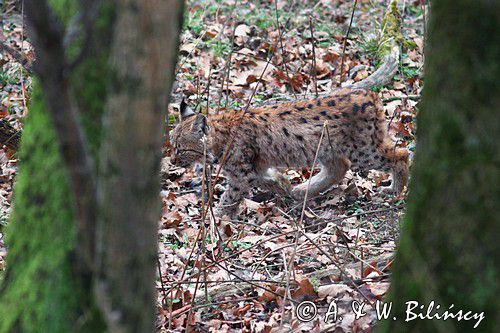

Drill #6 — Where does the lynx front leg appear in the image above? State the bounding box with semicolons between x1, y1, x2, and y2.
215;162;256;217
215;180;248;217
374;143;409;195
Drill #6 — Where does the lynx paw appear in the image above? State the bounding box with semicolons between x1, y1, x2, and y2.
214;202;239;218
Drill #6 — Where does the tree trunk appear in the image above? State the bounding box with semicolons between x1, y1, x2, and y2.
94;1;183;331
0;86;106;332
379;1;499;332
0;1;113;330
0;1;183;332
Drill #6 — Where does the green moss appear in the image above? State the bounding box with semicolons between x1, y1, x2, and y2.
70;2;115;162
0;1;115;331
48;0;78;24
0;85;95;332
377;0;403;60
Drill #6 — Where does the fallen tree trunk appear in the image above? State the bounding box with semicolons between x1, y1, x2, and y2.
349;0;402;89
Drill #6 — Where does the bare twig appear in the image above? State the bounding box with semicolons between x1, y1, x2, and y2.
422;0;427;57
166;297;258;324
0;119;21;151
274;0;297;98
186;252;204;325
174;206;403;286
202;55;273;219
383;94;420;102
20;1;28;115
338;0;358;86
65;0;102;70
166;279;295;286
212;261;299;304
309;15;318;98
157;257;168;307
215;0;238;113
297;229;374;305
286;122;327;282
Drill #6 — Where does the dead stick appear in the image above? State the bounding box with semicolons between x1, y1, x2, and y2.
202;55;274;220
338;0;358;87
274;0;297;98
157;257;168;307
309;15;318;98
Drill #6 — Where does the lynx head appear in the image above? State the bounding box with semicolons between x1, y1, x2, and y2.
170;100;209;168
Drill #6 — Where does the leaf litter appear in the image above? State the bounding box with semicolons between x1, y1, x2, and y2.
0;0;426;332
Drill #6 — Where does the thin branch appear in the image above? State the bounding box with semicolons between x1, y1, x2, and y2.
173;206;403;287
0;119;21;151
20;1;28;115
216;0;238;113
202;55;274;220
274;0;297;98
157;257;168;307
422;0;427;57
338;0;358;86
309;15;318;98
65;0;102;71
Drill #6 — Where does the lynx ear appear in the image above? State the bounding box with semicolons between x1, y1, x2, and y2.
191;113;209;136
180;98;195;120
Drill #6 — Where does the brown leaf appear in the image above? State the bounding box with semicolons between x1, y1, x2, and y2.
317;283;351;300
292;278;317;301
259;290;277;302
362;260;381;278
183;80;197;96
163;211;182;228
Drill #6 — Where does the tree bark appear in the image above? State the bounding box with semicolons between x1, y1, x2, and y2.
0;0;114;330
1;0;183;331
378;1;499;332
94;1;183;332
0;85;106;332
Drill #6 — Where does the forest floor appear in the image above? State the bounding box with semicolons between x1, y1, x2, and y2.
0;0;425;332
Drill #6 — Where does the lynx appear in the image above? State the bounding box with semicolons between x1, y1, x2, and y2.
170;88;409;216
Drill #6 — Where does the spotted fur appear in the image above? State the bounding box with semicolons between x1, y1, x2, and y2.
170;88;409;216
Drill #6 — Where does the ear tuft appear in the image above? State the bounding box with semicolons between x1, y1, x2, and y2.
180;99;195;120
191;114;209;135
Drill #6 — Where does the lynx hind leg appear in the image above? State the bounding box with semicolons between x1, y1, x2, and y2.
260;168;293;196
292;157;350;199
377;142;409;194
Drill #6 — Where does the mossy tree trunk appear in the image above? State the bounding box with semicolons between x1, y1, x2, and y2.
0;1;183;332
379;1;499;332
